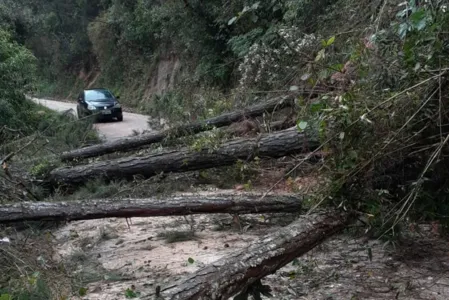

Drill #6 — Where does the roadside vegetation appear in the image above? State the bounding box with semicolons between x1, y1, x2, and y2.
0;28;99;299
2;0;449;299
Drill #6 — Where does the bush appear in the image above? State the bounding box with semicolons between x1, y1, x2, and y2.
0;235;71;299
295;0;449;238
0;29;37;138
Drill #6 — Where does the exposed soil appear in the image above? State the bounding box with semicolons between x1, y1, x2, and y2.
51;193;449;300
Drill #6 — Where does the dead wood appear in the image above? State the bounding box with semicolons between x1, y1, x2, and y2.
60;96;296;161
145;211;354;299
50;127;319;186
0;194;303;223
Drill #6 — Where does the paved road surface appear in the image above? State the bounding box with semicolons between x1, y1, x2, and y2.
31;97;150;141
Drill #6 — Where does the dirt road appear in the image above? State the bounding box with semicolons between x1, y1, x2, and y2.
31;97;150;141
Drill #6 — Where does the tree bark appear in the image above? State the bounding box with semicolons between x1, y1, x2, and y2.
61;96;295;161
145;211;354;300
50;127;319;186
0;194;303;223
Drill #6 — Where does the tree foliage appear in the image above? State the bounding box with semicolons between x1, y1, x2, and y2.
0;29;37;137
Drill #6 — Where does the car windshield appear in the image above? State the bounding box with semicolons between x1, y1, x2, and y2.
85;90;114;102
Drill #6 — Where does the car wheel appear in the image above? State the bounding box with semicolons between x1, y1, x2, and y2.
117;114;123;122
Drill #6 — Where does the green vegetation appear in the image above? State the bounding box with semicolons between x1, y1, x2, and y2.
0;26;99;180
4;0;448;237
0;0;355;119
157;230;196;244
0;15;99;300
2;0;449;298
318;0;449;239
0;29;37;137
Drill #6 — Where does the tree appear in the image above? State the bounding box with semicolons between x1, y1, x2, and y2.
0;29;37;140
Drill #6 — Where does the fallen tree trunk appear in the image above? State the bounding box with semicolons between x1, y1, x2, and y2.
145;211;354;299
0;194;302;223
61;96;295;161
50;127;319;186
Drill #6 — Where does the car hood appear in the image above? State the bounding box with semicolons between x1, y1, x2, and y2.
87;100;116;106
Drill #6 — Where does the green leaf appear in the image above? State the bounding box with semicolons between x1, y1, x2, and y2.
410;9;428;31
331;63;344;72
300;73;311;81
297;121;308;132
310;101;324;114
0;294;11;300
251;2;260;10
315;49;325;62
228;16;237;25
125;288;139;298
32;271;40;278
326;36;335;46
396;7;409;19
289;85;299;91
251;14;259;23
321;39;327;48
79;287;88;296
188;257;195;264
398;23;409;39
288;271;296;279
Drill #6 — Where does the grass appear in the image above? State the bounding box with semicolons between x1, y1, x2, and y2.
98;226;119;241
156;230;196;244
64;249;126;289
0;100;101;203
0;97;102;298
1;100;99;168
0;227;72;300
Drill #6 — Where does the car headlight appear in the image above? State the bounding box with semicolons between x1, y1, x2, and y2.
114;102;121;108
87;104;96;110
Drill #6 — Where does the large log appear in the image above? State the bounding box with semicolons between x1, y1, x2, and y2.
61;96;295;161
50;127;319;186
145;211;354;299
0;194;302;223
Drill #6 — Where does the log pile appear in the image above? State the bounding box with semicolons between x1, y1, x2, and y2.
1;94;355;300
146;211;354;300
61;96;296;161
50;127;319;186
